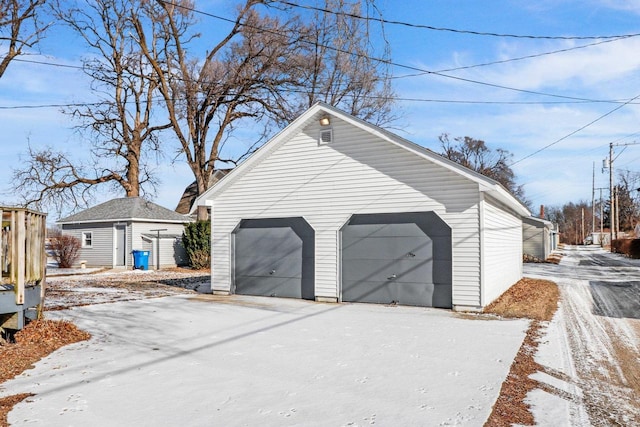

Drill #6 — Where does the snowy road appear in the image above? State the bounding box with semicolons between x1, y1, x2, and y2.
525;246;640;426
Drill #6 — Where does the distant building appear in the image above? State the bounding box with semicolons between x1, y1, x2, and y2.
57;197;192;269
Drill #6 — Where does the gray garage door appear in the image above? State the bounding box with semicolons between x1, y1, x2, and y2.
234;218;314;300
341;212;452;308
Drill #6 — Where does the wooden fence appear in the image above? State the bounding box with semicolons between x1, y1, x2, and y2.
1;207;47;330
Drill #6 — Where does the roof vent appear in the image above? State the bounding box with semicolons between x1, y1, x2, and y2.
319;128;333;145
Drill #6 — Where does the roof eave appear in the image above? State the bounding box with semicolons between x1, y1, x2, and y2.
194;102;531;217
57;217;192;225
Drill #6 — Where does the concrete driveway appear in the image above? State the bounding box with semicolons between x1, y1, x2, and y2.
2;295;526;426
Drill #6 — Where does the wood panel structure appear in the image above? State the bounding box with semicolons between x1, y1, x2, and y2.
0;207;47;330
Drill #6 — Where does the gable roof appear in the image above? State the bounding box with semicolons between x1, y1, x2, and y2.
194;102;530;217
57;197;192;225
523;216;553;228
175;169;233;214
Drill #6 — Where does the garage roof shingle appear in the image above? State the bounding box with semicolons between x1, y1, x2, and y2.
57;197;192;224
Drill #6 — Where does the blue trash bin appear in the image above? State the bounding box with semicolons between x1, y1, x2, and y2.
132;250;150;270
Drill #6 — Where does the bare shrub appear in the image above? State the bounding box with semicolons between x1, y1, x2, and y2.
49;234;81;268
612;238;640;258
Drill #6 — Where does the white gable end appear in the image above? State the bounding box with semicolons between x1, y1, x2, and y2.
209;114;486;306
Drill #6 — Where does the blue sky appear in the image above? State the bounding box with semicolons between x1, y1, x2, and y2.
2;0;640;219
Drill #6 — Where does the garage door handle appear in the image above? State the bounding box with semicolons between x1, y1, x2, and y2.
387;274;397;280
269;270;276;275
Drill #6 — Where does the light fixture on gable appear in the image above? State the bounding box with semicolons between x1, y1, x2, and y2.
319;116;330;126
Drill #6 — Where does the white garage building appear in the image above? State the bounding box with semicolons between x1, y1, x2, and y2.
196;103;529;310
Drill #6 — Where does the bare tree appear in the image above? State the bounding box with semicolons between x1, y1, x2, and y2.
12;0;171;214
546;202;592;244
13;0;396;217
609;171;640;231
131;0;307;218
439;133;530;208
132;0;395;219
0;0;48;78
290;0;396;126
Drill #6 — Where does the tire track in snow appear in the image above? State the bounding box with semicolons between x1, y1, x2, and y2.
536;246;640;426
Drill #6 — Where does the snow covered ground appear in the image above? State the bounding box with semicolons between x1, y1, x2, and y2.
2;295;526;426
524;246;640;426
5;245;637;426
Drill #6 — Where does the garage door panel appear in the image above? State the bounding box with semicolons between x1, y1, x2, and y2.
342;280;436;307
433;284;452;308
235;276;303;299
341;212;452;308
342;222;425;238
342;236;433;260
342;280;396;305
235;228;303;255
396;282;435;307
342;259;433;283
235;255;302;278
432;260;452;284
234;217;314;300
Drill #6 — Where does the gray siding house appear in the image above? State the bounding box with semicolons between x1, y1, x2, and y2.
57;198;192;269
195;103;530;311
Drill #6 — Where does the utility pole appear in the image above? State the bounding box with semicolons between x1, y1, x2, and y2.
609;142;615;250
600;189;604;245
616;190;620;237
594;187;607;245
592;162;596;234
581;208;585;244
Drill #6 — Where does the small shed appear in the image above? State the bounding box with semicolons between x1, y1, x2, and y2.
57;197;192;269
522;216;553;260
195;103;530;311
1;207;47;330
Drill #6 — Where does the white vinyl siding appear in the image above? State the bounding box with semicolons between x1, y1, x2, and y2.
210;116;483;306
62;223;113;268
132;222;188;268
523;218;550;260
62;221;188;268
481;196;523;306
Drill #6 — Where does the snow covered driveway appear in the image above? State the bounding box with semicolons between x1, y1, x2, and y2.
3;295;526;426
525;246;640;426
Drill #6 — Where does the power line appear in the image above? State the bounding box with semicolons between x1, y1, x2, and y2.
0;102;104;110
432;37;631;74
6;2;637;107
274;1;640;41
12;57;82;69
511;92;640;166
159;1;640;105
4;90;640;111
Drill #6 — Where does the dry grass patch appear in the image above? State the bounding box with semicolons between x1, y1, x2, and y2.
483;278;560;427
0;320;90;426
484;277;559;322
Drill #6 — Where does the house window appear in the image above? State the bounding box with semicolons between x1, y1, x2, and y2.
82;231;93;248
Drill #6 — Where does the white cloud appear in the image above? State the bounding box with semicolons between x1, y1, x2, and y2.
594;0;640;13
487;37;640;91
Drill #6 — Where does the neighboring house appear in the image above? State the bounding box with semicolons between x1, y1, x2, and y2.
57;197;192;269
175;169;233;216
522;216;554;260
194;103;530;311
